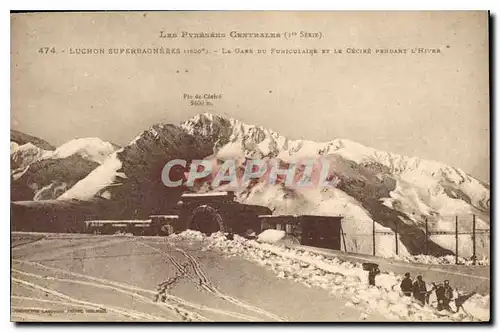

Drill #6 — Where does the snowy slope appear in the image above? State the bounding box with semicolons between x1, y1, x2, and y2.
57;113;490;257
57;151;125;200
50;137;117;164
180;114;488;215
11;142;53;177
11;129;55;151
173;230;490;322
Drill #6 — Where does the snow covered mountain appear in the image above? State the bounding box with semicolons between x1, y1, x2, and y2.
11;129;55;151
11;141;53;175
11;132;118;201
58;113;490;258
50;137;118;164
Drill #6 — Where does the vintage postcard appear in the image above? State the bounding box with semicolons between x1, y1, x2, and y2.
10;11;490;322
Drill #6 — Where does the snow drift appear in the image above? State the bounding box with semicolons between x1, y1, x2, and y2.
170;230;489;322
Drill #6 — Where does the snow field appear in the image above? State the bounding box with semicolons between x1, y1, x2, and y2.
169;230;490;322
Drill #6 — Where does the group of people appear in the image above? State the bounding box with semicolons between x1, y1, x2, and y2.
400;273;454;311
365;264;476;314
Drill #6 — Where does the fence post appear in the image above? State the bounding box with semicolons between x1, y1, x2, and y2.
339;225;343;252
425;217;429;255
395;221;399;256
340;229;343;252
340;224;347;253
343;231;347;252
473;214;476;265
372;219;376;256
455;215;459;265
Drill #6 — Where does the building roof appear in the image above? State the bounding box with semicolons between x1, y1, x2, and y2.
181;191;233;198
258;214;342;219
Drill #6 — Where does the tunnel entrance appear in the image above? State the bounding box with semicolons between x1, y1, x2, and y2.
187;205;225;235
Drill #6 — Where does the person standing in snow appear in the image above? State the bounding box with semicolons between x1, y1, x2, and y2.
425;282;438;304
400;272;413;297
412;275;427;306
434;282;445;310
368;265;380;286
442;280;454;311
435;280;455;311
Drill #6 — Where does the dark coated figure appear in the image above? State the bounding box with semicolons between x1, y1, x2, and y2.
412;275;427;306
400;272;413;297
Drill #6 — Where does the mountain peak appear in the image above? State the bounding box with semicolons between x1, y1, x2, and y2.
51;137;118;164
10;129;55;151
54;113;489;257
179;113;478;180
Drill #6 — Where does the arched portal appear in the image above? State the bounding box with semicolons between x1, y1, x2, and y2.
186;205;225;235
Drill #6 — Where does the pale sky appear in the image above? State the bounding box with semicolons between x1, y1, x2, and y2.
11;11;490;182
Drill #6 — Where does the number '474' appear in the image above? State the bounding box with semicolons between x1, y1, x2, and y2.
38;47;56;54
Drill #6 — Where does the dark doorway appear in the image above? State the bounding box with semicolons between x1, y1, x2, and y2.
188;205;225;235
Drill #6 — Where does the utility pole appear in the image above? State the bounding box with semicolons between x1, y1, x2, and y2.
472;214;477;266
372;219;376;256
395;221;399;256
425;217;429;255
455;216;459;265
